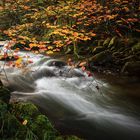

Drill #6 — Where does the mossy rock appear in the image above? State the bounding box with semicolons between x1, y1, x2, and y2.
89;50;112;65
108;36;118;48
103;38;111;47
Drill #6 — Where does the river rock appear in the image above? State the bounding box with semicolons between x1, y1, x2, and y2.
89;50;112;65
46;59;67;67
121;61;140;75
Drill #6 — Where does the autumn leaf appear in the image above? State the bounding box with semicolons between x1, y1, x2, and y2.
48;46;53;49
81;66;86;71
86;71;92;77
28;60;33;63
15;58;22;65
46;50;53;54
14;55;19;59
73;32;79;37
4;53;8;59
79;61;87;67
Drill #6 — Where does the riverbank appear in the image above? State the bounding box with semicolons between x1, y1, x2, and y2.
48;36;140;77
0;83;82;140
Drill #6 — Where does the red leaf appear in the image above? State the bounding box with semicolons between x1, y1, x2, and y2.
86;71;92;77
81;66;86;71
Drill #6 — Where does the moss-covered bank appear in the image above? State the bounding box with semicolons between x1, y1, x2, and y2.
0;84;82;140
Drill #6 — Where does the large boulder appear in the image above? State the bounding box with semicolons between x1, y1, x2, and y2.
121;61;140;75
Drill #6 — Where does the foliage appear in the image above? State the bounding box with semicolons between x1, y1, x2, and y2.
0;0;139;57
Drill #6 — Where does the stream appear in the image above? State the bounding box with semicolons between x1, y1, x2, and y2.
0;41;140;140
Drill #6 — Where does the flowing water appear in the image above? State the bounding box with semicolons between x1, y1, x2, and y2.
0;42;140;140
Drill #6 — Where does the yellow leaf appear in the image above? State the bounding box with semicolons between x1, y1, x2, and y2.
48;46;53;49
22;120;28;125
46;50;53;54
15;58;22;65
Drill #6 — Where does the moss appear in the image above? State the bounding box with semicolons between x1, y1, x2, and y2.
30;115;56;140
0;101;27;140
11;102;39;120
0;86;10;103
89;50;112;65
0;100;8;115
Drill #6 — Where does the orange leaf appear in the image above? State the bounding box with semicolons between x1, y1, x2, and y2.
79;61;87;67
